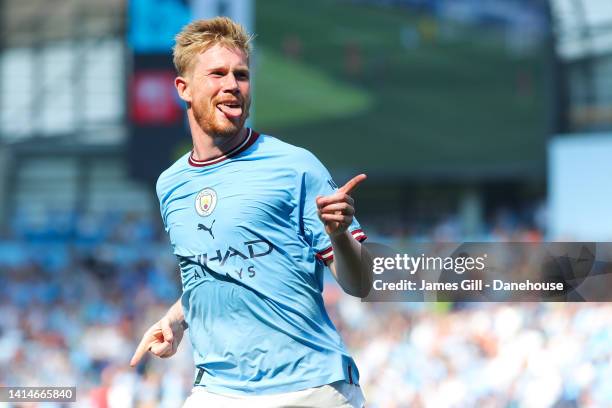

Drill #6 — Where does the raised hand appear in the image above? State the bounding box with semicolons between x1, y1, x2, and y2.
316;174;366;238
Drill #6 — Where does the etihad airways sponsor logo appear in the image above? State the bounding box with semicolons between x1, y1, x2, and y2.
178;238;274;270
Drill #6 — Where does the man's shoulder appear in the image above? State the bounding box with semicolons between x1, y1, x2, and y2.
257;133;321;166
156;150;192;201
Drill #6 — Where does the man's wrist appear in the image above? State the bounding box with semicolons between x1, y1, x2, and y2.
329;229;352;244
164;311;186;327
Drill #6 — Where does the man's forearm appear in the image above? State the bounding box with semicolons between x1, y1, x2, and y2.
330;231;373;298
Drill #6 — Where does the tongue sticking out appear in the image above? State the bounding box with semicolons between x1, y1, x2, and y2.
217;103;242;119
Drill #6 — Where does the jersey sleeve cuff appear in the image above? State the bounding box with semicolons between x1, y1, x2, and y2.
315;229;368;265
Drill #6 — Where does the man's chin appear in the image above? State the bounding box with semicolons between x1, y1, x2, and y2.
210;120;245;138
195;108;249;138
216;118;246;136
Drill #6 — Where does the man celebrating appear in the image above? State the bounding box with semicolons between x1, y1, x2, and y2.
130;17;372;407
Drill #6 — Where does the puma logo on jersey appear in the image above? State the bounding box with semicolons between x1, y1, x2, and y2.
197;220;216;239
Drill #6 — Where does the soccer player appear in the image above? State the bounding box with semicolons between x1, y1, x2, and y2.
130;17;372;407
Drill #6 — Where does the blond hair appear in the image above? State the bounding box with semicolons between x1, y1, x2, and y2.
173;17;253;77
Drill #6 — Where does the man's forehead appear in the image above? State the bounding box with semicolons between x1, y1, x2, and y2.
197;44;249;68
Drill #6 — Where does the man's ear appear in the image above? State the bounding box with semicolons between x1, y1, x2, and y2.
175;76;192;103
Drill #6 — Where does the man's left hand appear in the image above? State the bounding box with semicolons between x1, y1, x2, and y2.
316;174;366;238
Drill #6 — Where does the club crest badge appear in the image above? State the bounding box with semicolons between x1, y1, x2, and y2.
195;188;217;217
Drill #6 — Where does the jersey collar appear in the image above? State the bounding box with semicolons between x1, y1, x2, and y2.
188;128;259;167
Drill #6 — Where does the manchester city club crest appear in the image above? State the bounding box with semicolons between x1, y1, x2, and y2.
195;188;217;217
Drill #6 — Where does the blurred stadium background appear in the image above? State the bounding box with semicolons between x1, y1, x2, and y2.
1;0;612;406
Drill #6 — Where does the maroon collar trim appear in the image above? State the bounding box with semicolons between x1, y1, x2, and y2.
188;128;259;167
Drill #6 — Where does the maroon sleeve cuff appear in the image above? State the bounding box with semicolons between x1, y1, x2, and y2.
315;229;368;265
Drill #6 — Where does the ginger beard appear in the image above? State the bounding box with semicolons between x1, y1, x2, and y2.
192;93;251;139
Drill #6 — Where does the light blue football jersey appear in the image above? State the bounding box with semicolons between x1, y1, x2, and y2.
156;129;367;396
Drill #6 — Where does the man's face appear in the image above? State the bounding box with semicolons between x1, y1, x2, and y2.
186;44;251;138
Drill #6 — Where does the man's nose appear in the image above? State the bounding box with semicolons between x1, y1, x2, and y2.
222;73;239;92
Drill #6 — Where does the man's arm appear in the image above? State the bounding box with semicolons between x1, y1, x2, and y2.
317;174;373;298
328;232;373;298
129;298;186;366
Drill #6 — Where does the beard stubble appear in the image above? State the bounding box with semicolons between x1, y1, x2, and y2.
192;96;251;139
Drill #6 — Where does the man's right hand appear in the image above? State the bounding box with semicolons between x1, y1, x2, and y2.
129;315;185;366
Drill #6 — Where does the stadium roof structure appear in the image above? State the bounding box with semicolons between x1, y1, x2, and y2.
549;0;612;133
0;0;125;144
1;0;123;47
550;0;612;60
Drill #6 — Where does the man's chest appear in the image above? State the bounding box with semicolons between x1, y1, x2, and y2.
164;170;298;254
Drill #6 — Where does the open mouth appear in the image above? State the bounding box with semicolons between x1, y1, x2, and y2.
216;101;243;119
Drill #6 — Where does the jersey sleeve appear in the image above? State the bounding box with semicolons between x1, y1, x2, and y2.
155;173;170;233
297;150;367;265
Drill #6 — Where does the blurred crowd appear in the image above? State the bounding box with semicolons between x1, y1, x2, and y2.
0;211;611;408
329;299;612;408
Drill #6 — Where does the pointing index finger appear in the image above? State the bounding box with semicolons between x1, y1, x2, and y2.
338;174;367;195
130;339;150;367
130;327;162;367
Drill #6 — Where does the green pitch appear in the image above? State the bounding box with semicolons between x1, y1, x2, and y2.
254;48;373;129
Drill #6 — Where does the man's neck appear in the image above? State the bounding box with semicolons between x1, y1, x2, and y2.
191;124;248;163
